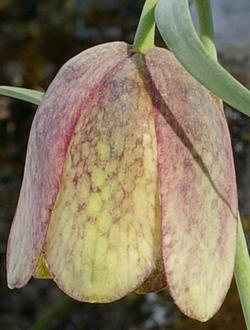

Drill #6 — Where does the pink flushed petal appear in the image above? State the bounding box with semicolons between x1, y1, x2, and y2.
7;42;131;288
43;54;161;303
145;48;238;321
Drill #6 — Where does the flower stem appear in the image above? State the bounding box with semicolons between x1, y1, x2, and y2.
195;1;250;328
133;0;158;53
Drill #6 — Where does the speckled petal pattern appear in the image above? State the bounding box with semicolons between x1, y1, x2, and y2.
43;54;161;302
145;47;238;321
7;42;131;288
6;42;237;321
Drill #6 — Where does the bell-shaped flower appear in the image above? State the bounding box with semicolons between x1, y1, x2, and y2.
7;42;238;321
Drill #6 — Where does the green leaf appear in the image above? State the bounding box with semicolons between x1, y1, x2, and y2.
155;0;250;117
133;0;157;53
0;86;44;105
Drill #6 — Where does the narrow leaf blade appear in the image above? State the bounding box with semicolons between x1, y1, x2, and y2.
0;86;44;105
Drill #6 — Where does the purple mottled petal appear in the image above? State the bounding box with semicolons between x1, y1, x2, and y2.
7;42;131;288
145;47;237;321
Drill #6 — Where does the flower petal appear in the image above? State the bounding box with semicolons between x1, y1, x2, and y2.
146;47;238;321
7;42;131;288
43;54;161;302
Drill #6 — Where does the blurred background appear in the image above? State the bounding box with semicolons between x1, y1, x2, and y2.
0;0;249;329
